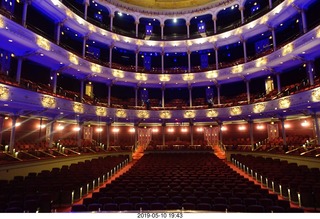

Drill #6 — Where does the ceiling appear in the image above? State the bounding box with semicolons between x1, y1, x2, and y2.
115;0;219;9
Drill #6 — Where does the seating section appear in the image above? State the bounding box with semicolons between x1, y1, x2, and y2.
70;152;303;212
0;155;129;212
231;154;320;209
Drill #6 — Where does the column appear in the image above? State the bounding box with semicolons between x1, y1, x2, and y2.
162;123;166;145
135;49;139;72
187;50;191;72
84;1;89;20
55;22;62;45
0;116;4;147
51;71;58;94
186;22;190;38
161;86;165;107
46;120;54;148
9;115;18;153
16;58;23;84
135;21;139;38
160;23;164;40
301;9;308;34
213;16;217;34
190;122;194;146
22;0;29;27
161;51;165;73
188;85;192;107
214;46;219;70
242;38;247;63
249;120;254;149
135;87;138;106
269;0;273;9
239;6;245;24
313;114;320;145
271;28;277;51
246;80;250;103
307;60;315;86
276;73;281;93
108;85;111;107
219;122;223;146
134;124;138;150
216;84;221;105
106;123;110;150
280;118;287;146
109;14;114;31
109;44;114;68
82;35;88;58
77;121;84;148
80;80;84;101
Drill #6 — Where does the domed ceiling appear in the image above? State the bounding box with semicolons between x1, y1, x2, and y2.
115;0;222;9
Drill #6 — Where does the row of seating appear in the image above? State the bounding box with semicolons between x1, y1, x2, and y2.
70;152;304;212
0;155;129;212
231;154;320;209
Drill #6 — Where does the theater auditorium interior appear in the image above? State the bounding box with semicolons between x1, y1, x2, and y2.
0;0;320;215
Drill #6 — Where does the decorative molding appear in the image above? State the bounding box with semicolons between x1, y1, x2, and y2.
69;53;79;65
36;36;50;51
135;73;148;81
41;95;56;108
230;106;242;116
206;109;218;117
159;110;171;119
253;103;266;113
312;88;320;102
279;97;291;109
137;110;150;118
116;109;127;118
159;74;171;82
0;85;9;100
184;110;195;118
73;102;84;113
90;63;102;73
96;106;107;116
182;74;194;81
